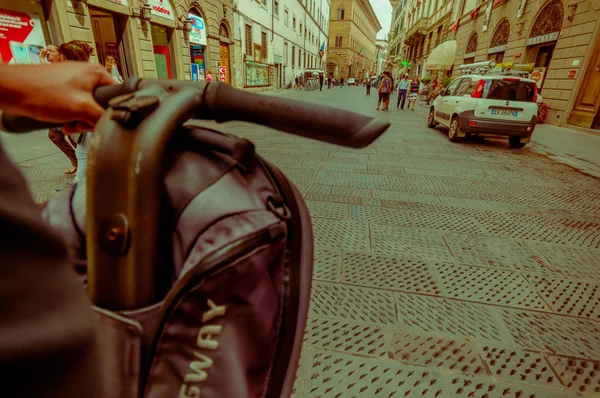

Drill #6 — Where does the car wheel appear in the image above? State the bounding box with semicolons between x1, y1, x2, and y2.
427;108;437;128
448;116;461;142
509;136;527;149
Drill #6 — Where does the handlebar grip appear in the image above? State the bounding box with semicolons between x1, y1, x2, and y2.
203;83;389;148
93;77;140;108
0;112;60;133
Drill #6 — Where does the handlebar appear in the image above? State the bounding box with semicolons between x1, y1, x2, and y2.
0;78;389;148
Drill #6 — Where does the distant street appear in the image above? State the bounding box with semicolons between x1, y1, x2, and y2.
3;86;600;397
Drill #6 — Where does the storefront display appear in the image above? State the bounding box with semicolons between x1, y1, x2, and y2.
151;23;173;79
0;8;47;64
190;45;205;80
189;12;207;81
245;61;270;87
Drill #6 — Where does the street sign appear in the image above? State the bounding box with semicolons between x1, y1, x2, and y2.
526;31;559;46
219;65;227;82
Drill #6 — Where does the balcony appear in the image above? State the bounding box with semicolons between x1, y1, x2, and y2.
404;17;430;45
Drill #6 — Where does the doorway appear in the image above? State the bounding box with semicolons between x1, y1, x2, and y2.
568;33;600;130
151;24;174;79
219;42;231;84
90;7;130;81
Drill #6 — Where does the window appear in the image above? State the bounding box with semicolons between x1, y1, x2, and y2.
245;24;252;56
292;45;295;67
284;42;288;65
445;78;462;96
261;0;266;5
337;7;345;20
300;23;302;35
483;79;535;102
284;8;289;25
335;35;342;47
261;32;267;59
298;49;301;67
454;78;473;96
305;27;307;38
274;0;279;17
293;16;296;29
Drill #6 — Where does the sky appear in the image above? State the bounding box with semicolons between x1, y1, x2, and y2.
371;0;393;39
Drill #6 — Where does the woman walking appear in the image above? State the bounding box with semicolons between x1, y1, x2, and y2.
407;75;420;111
376;71;393;111
57;41;96;184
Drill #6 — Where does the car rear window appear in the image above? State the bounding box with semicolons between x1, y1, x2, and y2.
483;79;535;102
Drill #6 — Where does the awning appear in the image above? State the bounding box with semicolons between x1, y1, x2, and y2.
425;40;457;71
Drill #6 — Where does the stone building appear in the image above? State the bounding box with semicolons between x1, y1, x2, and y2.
451;0;600;130
326;0;381;80
375;38;388;75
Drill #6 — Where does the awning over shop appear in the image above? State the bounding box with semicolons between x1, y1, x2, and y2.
425;40;457;71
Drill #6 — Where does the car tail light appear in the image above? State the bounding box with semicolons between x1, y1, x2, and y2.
526;126;533;132
468;120;477;127
533;84;538;103
471;79;485;98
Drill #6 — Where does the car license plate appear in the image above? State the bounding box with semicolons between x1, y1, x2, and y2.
491;108;518;116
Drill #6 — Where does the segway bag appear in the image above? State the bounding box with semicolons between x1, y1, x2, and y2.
2;79;389;397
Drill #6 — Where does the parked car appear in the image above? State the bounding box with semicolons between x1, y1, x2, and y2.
427;74;538;148
346;77;356;86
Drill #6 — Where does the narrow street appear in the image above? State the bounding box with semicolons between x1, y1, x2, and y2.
3;86;600;397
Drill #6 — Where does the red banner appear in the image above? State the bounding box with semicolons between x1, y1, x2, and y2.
219;66;227;82
0;8;46;64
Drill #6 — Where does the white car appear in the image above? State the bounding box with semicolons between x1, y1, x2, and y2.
346;78;356;86
427;74;538;148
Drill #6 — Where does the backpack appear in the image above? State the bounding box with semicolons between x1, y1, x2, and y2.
39;78;389;398
380;78;392;94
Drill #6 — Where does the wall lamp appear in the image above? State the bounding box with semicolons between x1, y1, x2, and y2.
178;16;193;32
132;3;152;21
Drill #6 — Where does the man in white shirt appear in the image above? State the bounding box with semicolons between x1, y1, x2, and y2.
396;74;410;110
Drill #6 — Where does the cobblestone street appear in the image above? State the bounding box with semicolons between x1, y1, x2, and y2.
3;86;600;397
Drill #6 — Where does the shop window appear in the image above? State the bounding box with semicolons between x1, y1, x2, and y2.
488;52;504;64
261;32;267;59
151;24;175;79
245;24;253;56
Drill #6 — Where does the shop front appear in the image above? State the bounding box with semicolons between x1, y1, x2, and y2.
148;0;177;79
568;31;600;130
218;23;231;84
188;8;207;81
0;0;52;65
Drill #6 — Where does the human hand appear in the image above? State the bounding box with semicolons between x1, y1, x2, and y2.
1;62;117;132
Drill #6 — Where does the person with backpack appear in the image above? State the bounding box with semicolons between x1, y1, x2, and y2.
376;71;393;111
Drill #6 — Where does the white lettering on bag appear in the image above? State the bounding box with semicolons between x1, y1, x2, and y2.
179;299;226;398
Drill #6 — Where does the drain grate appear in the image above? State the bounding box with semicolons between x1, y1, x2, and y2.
447;374;568;397
436;263;549;311
389;331;486;376
349;205;411;226
547;356;600;395
481;346;562;388
309;281;397;326
526;275;600;320
342;252;442;295
444;235;560;275
313;248;341;282
303;317;388;358
312;219;370;251
497;308;600;359
409;211;485;234
394;293;505;343
370;225;453;261
306;201;349;220
305;192;363;205
304;349;449;397
542;247;600;280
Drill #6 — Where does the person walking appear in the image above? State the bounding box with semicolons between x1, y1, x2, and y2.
57;41;96;184
366;76;371;95
340;77;344;87
407;75;420;111
376;71;393;111
396;74;410;110
319;73;324;91
205;69;213;82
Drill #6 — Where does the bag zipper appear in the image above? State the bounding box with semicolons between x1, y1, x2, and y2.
139;221;286;395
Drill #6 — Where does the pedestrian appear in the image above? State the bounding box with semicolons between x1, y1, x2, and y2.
396;74;410;109
105;55;124;84
295;76;299;89
426;83;445;105
58;41;96;184
340;77;344;87
376;71;393;111
40;44;78;175
327;77;332;89
407;75;420;111
205;69;213;82
0;60;115;398
366;76;371;95
319;73;324;91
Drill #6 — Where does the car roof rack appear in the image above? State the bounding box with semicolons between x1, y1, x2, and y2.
458;61;533;77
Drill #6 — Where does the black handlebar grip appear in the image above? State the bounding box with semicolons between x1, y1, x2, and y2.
0;112;61;133
202;83;390;149
93;77;141;108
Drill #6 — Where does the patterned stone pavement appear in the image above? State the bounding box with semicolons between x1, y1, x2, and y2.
4;86;600;397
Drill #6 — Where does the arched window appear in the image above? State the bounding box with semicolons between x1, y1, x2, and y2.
336;7;344;20
465;32;478;55
529;0;563;38
335;35;342;47
219;23;229;38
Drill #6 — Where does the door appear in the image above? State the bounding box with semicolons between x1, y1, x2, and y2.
151;24;173;79
219;42;231;84
436;78;463;125
90;7;130;80
568;33;600;129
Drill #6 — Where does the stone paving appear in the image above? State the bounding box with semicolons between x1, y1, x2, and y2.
4;85;600;397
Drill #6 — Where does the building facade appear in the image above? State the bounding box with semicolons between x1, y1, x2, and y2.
386;0;407;77
375;38;387;75
235;0;330;92
451;0;600;130
1;0;329;92
326;0;381;79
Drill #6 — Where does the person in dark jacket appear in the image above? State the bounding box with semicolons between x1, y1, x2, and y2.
319;73;324;91
0;61;115;398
